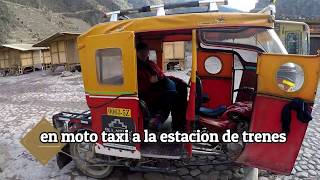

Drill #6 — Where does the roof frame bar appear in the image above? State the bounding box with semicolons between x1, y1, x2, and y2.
105;0;228;22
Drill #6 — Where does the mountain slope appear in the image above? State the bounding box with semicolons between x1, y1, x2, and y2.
0;0;171;43
0;0;91;43
0;1;12;43
0;0;190;43
2;0;319;43
255;0;320;18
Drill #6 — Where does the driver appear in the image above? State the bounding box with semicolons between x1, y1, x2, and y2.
136;42;187;132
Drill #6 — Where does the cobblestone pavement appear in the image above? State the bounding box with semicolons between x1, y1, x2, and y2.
0;71;319;180
272;85;320;180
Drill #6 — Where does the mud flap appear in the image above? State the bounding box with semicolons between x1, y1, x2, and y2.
56;144;72;169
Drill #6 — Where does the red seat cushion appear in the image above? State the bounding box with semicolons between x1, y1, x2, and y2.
199;116;237;133
199;101;252;133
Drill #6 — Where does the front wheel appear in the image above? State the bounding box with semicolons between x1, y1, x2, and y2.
70;142;114;179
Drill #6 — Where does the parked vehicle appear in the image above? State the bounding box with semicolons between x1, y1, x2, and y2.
275;20;310;55
52;0;320;178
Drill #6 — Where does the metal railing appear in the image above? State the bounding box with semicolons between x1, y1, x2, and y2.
105;0;228;22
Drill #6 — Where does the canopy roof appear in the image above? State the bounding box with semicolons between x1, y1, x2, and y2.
0;44;48;51
34;32;81;47
79;12;274;40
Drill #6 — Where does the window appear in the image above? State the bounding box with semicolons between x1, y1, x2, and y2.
276;62;304;92
96;48;124;85
233;55;244;103
200;27;288;54
204;56;222;74
285;32;302;54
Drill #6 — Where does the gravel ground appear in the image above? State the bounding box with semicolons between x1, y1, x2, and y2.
0;71;319;180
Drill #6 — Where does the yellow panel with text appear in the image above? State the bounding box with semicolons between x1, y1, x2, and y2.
20;118;65;165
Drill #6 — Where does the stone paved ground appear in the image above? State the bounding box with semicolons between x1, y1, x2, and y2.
0;71;319;180
273;85;320;180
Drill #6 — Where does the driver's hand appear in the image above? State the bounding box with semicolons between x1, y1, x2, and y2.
150;75;159;83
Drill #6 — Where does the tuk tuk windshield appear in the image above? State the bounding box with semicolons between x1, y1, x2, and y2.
200;27;288;54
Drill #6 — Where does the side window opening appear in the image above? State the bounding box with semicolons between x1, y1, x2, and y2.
163;41;187;72
232;51;258;103
96;48;124;85
233;54;244;103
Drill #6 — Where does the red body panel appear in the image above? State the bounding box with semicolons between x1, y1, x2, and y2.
237;95;308;174
86;95;141;151
197;51;233;108
202;79;232;108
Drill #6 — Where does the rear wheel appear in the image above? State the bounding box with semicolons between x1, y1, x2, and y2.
70;142;114;179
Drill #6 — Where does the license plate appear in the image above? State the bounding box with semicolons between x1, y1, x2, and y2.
107;107;131;118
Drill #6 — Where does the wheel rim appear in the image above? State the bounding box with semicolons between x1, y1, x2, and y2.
72;142;113;177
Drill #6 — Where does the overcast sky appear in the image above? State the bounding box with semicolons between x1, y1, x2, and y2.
228;0;258;12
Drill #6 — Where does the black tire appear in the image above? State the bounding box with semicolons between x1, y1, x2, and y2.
70;143;114;179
